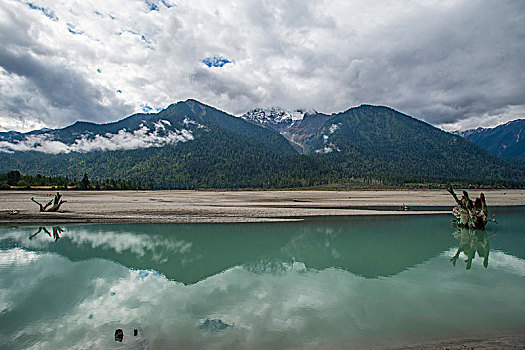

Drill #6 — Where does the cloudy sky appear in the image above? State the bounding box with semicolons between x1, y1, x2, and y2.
1;0;524;132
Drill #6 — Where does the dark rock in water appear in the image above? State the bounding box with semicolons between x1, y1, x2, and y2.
115;328;124;342
199;318;233;333
134;328;138;336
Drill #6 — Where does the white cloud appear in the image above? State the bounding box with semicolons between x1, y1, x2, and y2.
0;122;194;154
315;143;339;154
328;123;340;134
0;0;524;132
182;117;206;129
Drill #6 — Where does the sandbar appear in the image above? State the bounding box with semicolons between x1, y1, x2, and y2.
1;189;524;224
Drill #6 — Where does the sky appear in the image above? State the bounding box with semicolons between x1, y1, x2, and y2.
1;0;524;133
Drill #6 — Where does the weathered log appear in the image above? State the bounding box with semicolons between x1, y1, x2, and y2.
31;197;53;212
48;192;66;212
447;188;490;230
31;192;66;212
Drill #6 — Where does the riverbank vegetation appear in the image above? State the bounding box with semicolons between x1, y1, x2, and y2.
1;170;523;191
0;171;149;190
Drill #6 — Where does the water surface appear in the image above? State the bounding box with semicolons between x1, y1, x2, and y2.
1;208;524;349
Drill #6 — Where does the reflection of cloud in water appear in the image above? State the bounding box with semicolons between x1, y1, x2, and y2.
0;227;192;263
68;229;193;261
445;248;525;276
0;249;41;315
488;252;525;276
2;247;525;349
0;247;39;266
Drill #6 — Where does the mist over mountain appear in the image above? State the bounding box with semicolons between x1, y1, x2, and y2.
1;100;523;189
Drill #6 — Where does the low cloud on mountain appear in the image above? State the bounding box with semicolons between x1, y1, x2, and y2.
0;123;194;154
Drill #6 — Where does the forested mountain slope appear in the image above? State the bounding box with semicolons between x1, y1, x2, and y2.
1;101;523;188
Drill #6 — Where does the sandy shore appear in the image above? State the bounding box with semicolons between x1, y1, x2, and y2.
1;189;524;224
390;334;525;350
384;335;525;350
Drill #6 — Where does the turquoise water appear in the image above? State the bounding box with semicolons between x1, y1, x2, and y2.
1;208;524;349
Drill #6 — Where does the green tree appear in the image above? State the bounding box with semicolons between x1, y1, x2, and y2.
81;173;91;190
6;170;21;186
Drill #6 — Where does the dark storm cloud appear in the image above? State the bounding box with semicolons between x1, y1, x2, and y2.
0;48;131;125
326;0;525;129
0;1;133;130
190;67;263;106
220;0;525;130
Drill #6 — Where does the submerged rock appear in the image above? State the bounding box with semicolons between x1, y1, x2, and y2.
114;329;124;342
199;318;233;333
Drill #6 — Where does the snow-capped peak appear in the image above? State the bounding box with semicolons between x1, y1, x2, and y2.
241;107;316;124
454;127;487;138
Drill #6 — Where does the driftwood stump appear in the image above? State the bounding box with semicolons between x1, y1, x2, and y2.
447;188;492;230
31;192;66;212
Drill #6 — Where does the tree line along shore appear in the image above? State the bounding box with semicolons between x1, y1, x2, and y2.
0;171;149;191
1;170;524;191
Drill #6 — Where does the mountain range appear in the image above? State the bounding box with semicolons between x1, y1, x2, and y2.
0;99;523;189
458;119;525;163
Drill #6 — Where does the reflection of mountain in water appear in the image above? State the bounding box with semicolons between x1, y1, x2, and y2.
1;215;467;284
2;208;523;284
258;216;458;278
